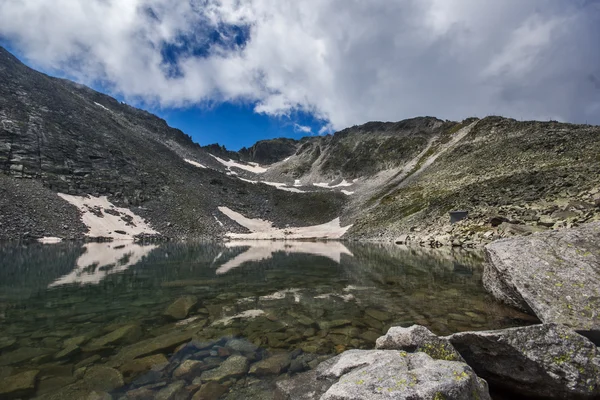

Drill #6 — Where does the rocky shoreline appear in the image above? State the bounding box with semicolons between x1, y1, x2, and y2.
279;222;600;399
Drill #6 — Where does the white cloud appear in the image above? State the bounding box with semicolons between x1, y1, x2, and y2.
294;123;312;134
1;0;599;128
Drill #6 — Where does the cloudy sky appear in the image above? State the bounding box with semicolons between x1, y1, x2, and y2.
1;0;599;149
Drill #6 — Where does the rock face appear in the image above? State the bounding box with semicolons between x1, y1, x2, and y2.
376;325;463;362
447;324;600;399
275;349;490;400
484;222;600;342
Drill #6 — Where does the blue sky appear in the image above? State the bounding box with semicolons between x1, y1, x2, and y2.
1;1;599;150
155;105;321;150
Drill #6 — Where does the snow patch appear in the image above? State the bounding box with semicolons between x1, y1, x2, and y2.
259;289;301;303
214;216;224;227
294;180;302;187
57;193;158;240
239;178;305;193
94;102;109;111
210;154;268;173
313;179;354;189
314;293;355;302
341;190;354;196
184;159;207;169
38;237;63;244
49;242;157;287
218;206;352;240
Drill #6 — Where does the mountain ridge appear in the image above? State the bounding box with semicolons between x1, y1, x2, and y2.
1;45;600;245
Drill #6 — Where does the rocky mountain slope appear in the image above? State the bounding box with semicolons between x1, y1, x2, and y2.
0;46;346;241
1;45;599;244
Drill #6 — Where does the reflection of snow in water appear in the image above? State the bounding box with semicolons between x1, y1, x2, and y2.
212;309;266;326
215;241;354;275
48;242;157;287
260;289;302;303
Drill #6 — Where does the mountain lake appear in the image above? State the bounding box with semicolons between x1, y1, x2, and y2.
0;241;537;399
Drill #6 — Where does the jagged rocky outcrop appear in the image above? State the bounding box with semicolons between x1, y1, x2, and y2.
484;222;600;343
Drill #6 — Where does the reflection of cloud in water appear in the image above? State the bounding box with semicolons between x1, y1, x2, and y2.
48;242;157;287
216;241;354;275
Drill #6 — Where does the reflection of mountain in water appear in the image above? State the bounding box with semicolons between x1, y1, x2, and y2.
216;241;354;275
49;242;157;287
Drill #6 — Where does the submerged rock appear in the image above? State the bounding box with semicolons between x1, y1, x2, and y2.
164;296;199;320
119;353;168;381
249;353;291;376
376;325;463;362
155;380;186;400
199;355;249;382
0;370;39;399
447;324;600;399
192;382;228;400
82;366;124;392
111;331;195;364
484;222;600;342
87;324;142;349
275;349;490;400
0;347;56;366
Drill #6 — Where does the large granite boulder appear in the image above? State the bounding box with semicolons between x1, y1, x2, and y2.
447;324;600;399
275;349;490;400
484;222;600;343
376;325;463;362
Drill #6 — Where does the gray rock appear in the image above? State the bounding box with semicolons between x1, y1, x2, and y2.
376;325;463;362
0;370;39;399
484;222;600;342
164;296;199;320
447;324;600;399
199;355;249;382
276;349;490;400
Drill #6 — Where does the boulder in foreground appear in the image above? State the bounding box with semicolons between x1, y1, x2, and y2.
447;324;600;399
275;349;490;400
484;222;600;342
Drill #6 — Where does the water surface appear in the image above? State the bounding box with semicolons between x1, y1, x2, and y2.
0;241;535;399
